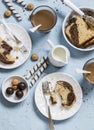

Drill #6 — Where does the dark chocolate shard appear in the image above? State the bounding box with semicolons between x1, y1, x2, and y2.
67;92;76;106
69;23;79;45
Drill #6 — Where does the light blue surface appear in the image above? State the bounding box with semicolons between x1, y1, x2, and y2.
0;0;94;130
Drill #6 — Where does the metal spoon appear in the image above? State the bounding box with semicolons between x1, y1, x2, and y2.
62;0;94;29
76;68;91;74
29;24;41;33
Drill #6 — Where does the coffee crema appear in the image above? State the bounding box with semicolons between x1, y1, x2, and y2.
84;62;94;83
31;10;56;31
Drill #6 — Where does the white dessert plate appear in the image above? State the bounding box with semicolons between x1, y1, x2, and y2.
2;75;29;103
35;72;83;120
0;23;32;69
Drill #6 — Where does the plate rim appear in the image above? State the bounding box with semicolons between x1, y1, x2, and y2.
0;23;32;69
35;72;83;120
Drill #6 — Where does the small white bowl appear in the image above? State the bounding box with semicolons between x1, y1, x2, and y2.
62;7;94;51
2;75;29;103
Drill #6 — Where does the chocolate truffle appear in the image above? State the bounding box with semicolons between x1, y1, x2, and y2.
16;90;23;98
17;82;27;90
6;87;14;95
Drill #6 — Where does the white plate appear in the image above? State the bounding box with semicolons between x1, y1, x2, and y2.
2;75;29;103
0;23;32;69
35;72;83;120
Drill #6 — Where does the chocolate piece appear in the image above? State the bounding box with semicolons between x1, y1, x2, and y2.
63;81;73;92
68;17;76;25
17;82;27;90
16;90;23;98
69;23;79;45
3;51;10;55
6;87;14;95
67;92;75;106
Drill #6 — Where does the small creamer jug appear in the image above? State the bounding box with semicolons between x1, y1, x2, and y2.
47;39;70;67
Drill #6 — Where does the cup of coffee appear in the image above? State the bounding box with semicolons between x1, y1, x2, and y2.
83;58;94;84
30;5;57;33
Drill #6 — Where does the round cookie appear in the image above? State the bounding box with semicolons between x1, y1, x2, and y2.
31;53;39;61
26;3;34;11
4;10;12;17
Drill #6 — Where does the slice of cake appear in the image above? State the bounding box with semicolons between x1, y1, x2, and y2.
50;91;57;104
65;15;94;48
0;53;15;64
0;37;15;64
56;81;76;108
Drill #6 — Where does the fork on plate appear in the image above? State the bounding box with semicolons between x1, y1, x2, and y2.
42;81;55;130
0;16;28;53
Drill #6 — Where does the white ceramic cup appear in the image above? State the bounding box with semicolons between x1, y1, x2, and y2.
47;40;70;67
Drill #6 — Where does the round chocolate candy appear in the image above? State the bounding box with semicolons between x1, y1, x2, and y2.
16;90;23;99
17;82;27;90
6;87;14;95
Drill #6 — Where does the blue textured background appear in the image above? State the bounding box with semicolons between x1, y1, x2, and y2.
0;0;94;130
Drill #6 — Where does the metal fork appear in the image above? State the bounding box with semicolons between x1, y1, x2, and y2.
42;81;55;130
0;16;28;53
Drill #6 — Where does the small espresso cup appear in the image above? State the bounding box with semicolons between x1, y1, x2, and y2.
83;58;94;84
30;5;57;33
47;40;70;67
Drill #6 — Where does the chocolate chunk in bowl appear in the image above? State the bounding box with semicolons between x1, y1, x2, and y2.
62;7;94;51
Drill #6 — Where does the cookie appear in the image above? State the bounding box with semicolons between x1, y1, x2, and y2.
26;3;34;10
31;53;39;61
4;10;12;17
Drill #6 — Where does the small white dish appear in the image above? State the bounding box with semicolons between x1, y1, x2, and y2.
0;23;32;69
2;75;29;103
62;7;94;51
35;72;83;120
